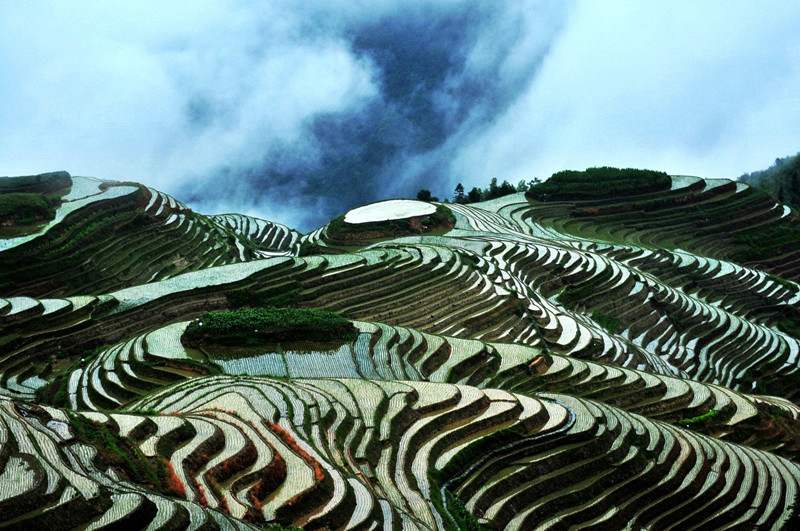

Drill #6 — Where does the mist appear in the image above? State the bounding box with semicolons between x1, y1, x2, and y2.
2;2;799;231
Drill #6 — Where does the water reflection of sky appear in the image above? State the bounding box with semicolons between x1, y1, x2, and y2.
212;335;372;379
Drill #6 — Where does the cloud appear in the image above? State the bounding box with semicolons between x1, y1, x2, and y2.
0;1;566;231
2;2;798;231
453;1;800;184
0;1;380;226
172;0;566;229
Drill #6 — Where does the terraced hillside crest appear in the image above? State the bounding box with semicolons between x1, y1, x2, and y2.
1;169;800;529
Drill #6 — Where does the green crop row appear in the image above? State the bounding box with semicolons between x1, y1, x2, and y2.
731;224;800;262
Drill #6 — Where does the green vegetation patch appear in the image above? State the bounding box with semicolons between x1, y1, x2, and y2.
443;489;489;531
0;193;60;224
731;224;800;262
591;309;619;334
776;305;800;340
677;409;719;425
36;346;107;407
527;167;671;201
0;171;71;192
182;307;359;348
68;413;186;498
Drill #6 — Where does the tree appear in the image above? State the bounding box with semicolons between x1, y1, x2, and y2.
454;183;465;203
416;189;432;201
499;180;516;196
488;178;499;199
516;180;528;192
467;187;482;203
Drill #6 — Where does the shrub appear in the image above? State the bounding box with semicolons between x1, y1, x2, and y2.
444;489;488;531
163;461;187;499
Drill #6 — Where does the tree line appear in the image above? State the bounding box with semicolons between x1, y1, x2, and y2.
417;165;671;205
417;177;542;204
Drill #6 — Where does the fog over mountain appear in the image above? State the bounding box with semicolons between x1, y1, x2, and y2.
2;1;800;230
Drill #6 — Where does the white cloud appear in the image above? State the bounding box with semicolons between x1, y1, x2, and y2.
454;1;800;184
2;1;799;229
0;1;377;193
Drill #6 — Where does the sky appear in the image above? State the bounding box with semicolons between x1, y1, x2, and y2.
1;1;799;231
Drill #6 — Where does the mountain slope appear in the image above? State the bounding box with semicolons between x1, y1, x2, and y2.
1;170;799;529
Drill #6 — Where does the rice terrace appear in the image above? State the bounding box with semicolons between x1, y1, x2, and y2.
3;167;800;530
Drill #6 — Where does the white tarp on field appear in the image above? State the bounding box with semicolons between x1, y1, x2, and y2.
344;199;436;224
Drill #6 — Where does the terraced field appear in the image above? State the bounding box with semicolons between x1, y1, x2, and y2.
1;170;800;529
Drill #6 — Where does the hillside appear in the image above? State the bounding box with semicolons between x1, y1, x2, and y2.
1;170;800;530
740;152;800;211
